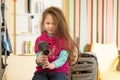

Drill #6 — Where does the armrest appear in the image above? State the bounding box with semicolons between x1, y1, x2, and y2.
110;56;119;71
117;55;120;71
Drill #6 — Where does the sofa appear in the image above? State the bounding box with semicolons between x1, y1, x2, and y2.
90;43;120;80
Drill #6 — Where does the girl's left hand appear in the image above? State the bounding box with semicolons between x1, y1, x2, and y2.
42;60;56;70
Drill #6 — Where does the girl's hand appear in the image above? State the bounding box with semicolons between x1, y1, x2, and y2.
36;54;48;64
42;60;56;70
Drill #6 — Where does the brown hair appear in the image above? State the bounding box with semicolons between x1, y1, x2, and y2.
40;6;79;65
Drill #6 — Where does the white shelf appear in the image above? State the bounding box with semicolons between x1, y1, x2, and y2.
15;13;42;16
12;13;42;16
16;33;35;36
17;53;35;56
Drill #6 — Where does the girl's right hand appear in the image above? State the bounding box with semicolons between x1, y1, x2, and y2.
36;54;48;64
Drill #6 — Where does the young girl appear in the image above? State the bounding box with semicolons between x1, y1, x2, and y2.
32;6;78;80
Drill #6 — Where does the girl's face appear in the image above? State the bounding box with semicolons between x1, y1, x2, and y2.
44;14;56;34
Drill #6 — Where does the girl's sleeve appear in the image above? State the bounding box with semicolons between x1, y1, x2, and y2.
34;37;40;53
53;50;68;68
35;51;43;66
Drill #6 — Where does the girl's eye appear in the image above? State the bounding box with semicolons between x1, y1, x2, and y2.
52;23;55;25
46;22;50;25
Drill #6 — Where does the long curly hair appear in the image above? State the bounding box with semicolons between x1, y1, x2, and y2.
40;6;79;65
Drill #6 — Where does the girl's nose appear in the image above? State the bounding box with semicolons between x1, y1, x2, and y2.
49;24;54;28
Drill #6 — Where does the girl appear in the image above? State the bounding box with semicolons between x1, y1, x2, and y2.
32;6;78;80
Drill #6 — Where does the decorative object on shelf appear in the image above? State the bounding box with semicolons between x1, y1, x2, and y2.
30;15;35;34
37;0;44;13
25;0;45;14
23;40;29;54
28;40;33;53
25;0;31;13
28;15;40;35
22;40;33;54
27;0;31;13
